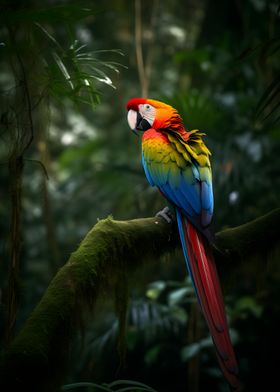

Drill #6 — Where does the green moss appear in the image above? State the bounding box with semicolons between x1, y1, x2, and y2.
0;216;176;391
1;210;279;391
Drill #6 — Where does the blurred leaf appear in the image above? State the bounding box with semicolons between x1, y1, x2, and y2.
181;342;201;361
62;382;111;391
233;296;263;319
146;280;166;299
167;286;193;306
35;23;63;49
174;48;210;64
255;74;280;122
1;5;95;24
62;379;157;392
170;306;188;324
238;36;280;124
181;330;238;363
144;345;161;366
164;91;224;133
237;38;280;61
58;140;106;172
108;379;157;391
181;336;212;361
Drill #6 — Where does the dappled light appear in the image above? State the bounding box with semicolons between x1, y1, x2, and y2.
0;1;280;392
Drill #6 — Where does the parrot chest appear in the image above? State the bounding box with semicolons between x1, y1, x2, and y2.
142;129;188;168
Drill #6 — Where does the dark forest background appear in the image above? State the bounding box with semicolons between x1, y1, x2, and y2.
0;1;280;391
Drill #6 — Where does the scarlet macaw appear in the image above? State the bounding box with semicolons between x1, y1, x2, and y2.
126;98;240;391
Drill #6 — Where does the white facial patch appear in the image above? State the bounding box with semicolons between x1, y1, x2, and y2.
139;104;156;126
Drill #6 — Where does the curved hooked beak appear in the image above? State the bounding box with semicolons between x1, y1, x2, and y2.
127;110;152;135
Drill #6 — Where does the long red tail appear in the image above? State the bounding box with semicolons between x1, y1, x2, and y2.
176;210;241;390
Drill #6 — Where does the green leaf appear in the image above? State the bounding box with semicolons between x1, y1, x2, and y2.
53;52;74;89
40;32;125;105
61;382;111;391
108;379;157;392
169;306;188;324
92;49;125;56
91;75;115;89
181;343;201;361
146;280;166;299
35;23;63;50
71;42;87;54
168;287;194;306
115;388;155;392
256;75;280;113
144;345;161;366
181;336;213;362
234;296;263;318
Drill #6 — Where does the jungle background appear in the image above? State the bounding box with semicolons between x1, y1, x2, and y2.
0;0;280;391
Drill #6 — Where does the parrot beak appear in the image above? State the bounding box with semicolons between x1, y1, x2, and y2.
135;112;151;131
127;109;137;130
127;110;140;136
127;109;151;135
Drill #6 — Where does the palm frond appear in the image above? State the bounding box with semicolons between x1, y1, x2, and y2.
36;24;125;105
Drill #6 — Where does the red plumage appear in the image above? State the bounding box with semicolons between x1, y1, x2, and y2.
181;214;241;390
126;98;147;111
126;97;241;390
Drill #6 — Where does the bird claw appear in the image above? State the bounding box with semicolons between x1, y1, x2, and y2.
155;206;175;223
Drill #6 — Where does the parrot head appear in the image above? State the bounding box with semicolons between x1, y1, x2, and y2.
126;98;184;134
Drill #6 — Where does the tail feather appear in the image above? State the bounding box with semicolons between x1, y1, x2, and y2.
176;209;240;390
187;222;225;331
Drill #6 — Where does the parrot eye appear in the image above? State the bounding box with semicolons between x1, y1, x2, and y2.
145;104;151;110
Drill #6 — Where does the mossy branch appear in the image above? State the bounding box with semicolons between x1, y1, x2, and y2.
1;209;279;391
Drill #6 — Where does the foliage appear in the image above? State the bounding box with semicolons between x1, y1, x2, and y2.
0;0;280;391
238;32;280;123
68;277;238;391
62;379;157;392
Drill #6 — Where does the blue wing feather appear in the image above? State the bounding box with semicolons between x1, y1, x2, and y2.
142;144;213;231
142;153;155;186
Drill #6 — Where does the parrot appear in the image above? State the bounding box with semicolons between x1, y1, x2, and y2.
126;98;240;391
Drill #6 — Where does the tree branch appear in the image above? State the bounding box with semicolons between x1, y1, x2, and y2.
1;208;279;391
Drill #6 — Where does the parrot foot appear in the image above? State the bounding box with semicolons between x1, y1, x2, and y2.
155;206;175;224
